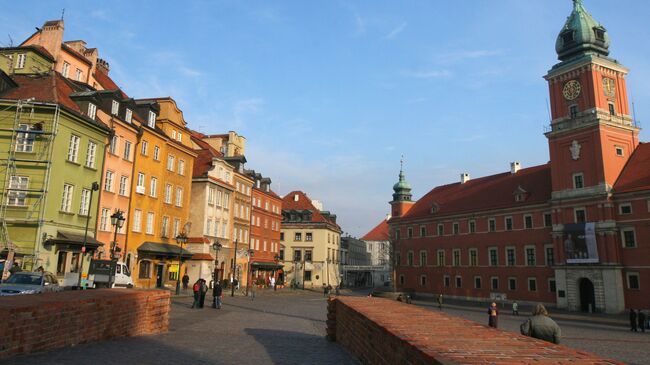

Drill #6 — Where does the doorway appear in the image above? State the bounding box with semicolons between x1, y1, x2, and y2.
579;278;595;312
156;264;165;288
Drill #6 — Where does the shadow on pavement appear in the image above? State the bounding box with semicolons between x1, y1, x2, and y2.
226;302;326;323
244;328;358;365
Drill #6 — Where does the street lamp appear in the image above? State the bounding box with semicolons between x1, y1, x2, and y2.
230;239;238;297
246;249;254;296
175;232;188;295
110;210;126;260
77;181;99;289
273;254;280;290
212;241;222;287
326;258;332;287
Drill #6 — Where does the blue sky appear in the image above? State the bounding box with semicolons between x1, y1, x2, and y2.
3;1;650;237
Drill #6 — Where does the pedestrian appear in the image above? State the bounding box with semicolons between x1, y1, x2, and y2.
199;279;208;308
519;304;561;344
406;295;412;304
182;273;189;290
212;281;223;309
250;282;256;301
323;285;328;297
396;294;403;302
630;309;638;332
270;276;276;291
234;278;239;291
512;301;519;316
327;284;332;296
488;302;499;328
638;310;646;333
191;279;201;309
437;294;443;310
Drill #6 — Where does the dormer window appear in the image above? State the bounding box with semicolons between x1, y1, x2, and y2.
148;111;156;128
62;61;70;77
171;130;177;139
111;100;119;116
88;103;97;119
430;203;439;214
513;185;528;202
561;31;574;44
125;108;132;123
177;132;182;142
75;69;83;81
16;54;26;69
594;28;605;42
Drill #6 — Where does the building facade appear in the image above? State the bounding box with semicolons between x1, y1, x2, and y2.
360;217;392;287
280;191;341;289
391;1;648;313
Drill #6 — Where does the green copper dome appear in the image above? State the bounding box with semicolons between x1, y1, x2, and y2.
392;159;412;202
556;0;609;61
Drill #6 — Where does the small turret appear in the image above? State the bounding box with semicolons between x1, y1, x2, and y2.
555;0;609;62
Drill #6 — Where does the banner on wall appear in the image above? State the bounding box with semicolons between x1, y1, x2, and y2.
564;222;599;264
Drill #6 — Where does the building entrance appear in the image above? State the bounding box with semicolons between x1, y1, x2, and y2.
156;264;165;288
579;278;595;312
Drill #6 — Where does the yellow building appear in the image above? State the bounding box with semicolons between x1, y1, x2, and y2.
280;191;342;289
125;98;196;289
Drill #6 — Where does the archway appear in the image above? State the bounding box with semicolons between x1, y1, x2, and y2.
579;278;595;312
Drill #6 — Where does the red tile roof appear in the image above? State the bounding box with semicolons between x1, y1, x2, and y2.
189;253;214;261
0;72;81;113
282;191;339;228
93;69;128;98
362;218;390;241
191;130;225;178
614;143;650;193
402;163;552;220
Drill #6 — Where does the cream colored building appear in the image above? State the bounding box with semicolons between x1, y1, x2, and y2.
280;191;341;289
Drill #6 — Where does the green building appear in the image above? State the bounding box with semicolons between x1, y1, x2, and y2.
0;48;110;281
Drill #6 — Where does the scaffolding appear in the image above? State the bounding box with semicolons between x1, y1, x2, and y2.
0;98;59;270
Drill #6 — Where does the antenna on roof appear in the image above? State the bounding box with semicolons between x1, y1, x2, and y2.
61;8;65;21
545;98;551;122
632;100;639;128
7;34;13;47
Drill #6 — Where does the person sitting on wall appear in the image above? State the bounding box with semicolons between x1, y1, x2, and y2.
520;304;561;344
396;294;403;302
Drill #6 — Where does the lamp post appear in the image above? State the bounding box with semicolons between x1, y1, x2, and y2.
175;232;188;295
273;254;280;289
212;241;222;287
326;258;331;287
110;210;126;259
246;249;254;296
77;181;99;289
292;258;298;290
230;238;238;297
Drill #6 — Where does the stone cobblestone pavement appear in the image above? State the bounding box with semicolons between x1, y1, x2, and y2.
0;290;358;365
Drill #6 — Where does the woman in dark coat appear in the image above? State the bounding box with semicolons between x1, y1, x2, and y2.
488;302;499;328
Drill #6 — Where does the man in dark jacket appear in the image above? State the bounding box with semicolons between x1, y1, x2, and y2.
182;273;189;290
199;279;208;308
212;282;223;309
637;310;646;333
520;304;561;344
630;309;638;332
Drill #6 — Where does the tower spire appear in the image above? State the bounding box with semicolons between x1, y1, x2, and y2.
392;156;412;203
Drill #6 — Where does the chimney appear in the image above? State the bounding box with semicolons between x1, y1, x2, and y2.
38;20;64;61
460;173;470;184
510;161;521;174
97;57;110;74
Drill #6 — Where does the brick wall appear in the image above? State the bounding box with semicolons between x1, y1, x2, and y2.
0;289;170;359
327;296;623;364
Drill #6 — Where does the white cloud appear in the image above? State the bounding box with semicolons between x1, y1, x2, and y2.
385;22;407;40
402;69;452;79
179;66;202;77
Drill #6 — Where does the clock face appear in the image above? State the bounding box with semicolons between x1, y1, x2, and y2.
563;80;581;100
602;77;616;97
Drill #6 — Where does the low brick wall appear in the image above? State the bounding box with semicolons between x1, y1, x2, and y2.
0;289;170;359
327;296;623;365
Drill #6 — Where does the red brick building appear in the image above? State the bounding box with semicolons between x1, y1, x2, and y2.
391;1;648;313
245;170;283;285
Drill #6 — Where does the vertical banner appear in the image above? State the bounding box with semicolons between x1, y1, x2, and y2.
564;222;599;264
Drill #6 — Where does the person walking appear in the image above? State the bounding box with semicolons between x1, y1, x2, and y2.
512;301;519;316
488;302;499;328
630;309;638;332
270;276;276;291
191;279;201;309
212;281;223;309
519;304;561;344
199;279;208;308
638;310;646;333
323;284;329;297
182;273;189;290
437;294;443;310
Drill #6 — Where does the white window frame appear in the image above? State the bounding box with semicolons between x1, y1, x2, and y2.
79;188;91;216
488;218;496;232
626;272;640;290
88;103;97;119
141;140;148;156
469;248;478;266
488;247;498;266
16;53;26;69
100;208;110;231
133;209;142;232
524;214;533;229
125;108;133;123
505;216;513;231
150;177;158;198
68;134;80;162
111;100;119;115
506;246;516;267
7;176;29;206
104;170;114;192
146;212;155;235
621;228;637;248
123;141;132;161
164;184;172;204
75;68;83;81
525;245;536;266
175;187;183;207
109;135;118;155
153;146;160;161
62;61;70;77
618;203;633;215
119;176;129;196
15;124;34;152
148;111;156;128
178;159;185;176
161;216;170;238
615;146;624;157
85;141;97;168
136;173;145;193
573;172;584;189
61;184;74;212
167;155;175;171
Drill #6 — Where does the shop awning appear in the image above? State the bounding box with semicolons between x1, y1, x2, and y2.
251;262;283;270
45;231;104;252
138;242;193;259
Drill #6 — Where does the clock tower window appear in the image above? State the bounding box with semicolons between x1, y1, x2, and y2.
573;173;584;189
608;102;616;116
569;105;579;119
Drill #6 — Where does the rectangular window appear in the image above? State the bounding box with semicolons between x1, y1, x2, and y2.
175;187;183;207
444;276;450;288
437;224;444;236
609;103;616;116
488;218;496;232
526;247;536;266
575;208;586;223
87;103;97;119
489;248;498;266
420;226;426;237
109;135;118;155
111;100;119;115
627;273;640;290
543;214;552;228
508;278;517;291
420;275;427;286
545;246;555;266
549;279;557;293
294;232;302;241
524;215;533;229
15;124;34;152
305;250;312;262
125;108;133;123
178;160;185;176
455;276;462;288
474;277;482;289
100;208;110;231
280;232;284;241
437;250;445;266
146;212;154;234
85;141;97;168
528;278;537;292
167;155;175;171
453;249;461;267
68;134;80;162
407;251;414;266
573;173;584;189
148;111;156;128
119;176;128;196
139;261;151;279
56;251;67;275
506;248;515;266
304;270;312;281
153;146;160;160
293;249;302;261
407;227;413;238
208;187;215;204
569;105;578;118
62;61;70;77
133;209;142;232
469;249;478;266
491;277;499;290
622;228;636;248
420;251;427;266
305;232;313;241
75;69;82;81
61;184;73;212
7;176;29;206
136;173;145;193
79;188;91;215
15;53;26;69
505;217;513;231
150;177;157;197
453;222;459;235
123;141;132;161
164;184;172;204
469;220;476;234
619;203;632;215
104;170;114;192
173;219;180;238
